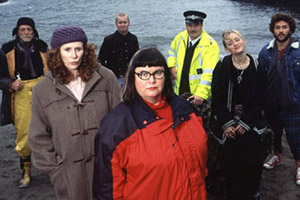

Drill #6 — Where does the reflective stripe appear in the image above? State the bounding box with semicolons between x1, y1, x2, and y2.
198;52;202;68
189;74;201;80
169;48;175;55
203;69;214;74
176;38;183;56
175;38;184;70
200;80;211;86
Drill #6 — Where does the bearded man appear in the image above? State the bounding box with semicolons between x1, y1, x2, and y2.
259;12;300;186
1;17;48;188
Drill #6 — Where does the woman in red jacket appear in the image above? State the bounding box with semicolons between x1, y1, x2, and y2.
93;47;208;199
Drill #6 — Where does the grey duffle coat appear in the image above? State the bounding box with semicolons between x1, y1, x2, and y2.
28;65;120;200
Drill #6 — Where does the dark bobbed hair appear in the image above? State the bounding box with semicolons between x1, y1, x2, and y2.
269;13;296;35
47;43;98;84
121;47;174;104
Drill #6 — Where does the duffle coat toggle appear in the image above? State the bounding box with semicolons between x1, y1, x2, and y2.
76;102;86;107
73;154;95;164
55;88;61;95
71;127;98;136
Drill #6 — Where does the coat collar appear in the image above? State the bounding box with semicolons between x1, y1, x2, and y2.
267;37;300;49
45;65;101;102
131;95;196;128
82;66;101;99
181;29;212;47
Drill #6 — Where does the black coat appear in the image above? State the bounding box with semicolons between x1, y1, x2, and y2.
98;31;139;78
0;38;48;126
211;54;266;137
0;49;12;125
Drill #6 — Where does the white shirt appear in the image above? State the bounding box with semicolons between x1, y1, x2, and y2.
65;76;86;101
188;34;202;47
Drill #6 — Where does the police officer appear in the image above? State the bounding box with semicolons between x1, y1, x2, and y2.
168;10;220;105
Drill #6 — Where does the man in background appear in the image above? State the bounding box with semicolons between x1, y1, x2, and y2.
98;13;139;85
168;10;219;105
1;17;48;188
259;13;300;186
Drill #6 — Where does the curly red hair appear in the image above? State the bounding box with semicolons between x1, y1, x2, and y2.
47;43;98;84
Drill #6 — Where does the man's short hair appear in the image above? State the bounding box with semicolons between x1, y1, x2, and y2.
269;13;296;35
116;13;129;23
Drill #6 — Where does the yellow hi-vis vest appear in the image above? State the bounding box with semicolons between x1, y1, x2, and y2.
168;29;220;100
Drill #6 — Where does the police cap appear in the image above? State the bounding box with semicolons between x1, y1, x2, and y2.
184;10;207;24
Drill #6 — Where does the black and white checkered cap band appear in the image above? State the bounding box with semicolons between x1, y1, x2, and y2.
185;15;204;20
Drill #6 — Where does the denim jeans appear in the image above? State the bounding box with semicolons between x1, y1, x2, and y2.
279;104;300;160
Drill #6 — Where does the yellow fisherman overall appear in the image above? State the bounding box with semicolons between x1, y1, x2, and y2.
14;76;43;157
6;48;48;188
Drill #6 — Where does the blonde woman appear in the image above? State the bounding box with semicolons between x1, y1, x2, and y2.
210;30;267;200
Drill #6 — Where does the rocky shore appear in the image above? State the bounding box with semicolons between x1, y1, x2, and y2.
1;123;300;199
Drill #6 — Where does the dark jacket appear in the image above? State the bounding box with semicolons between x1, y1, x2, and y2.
0;49;12;125
28;65;120;200
259;37;300;109
211;55;267;140
98;31;139;78
0;38;48;126
93;96;208;200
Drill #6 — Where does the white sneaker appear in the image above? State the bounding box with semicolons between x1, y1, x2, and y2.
296;167;300;186
263;155;282;169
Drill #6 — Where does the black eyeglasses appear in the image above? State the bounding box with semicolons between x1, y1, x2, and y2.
135;70;165;80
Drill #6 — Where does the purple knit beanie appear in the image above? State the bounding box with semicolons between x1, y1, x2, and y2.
50;25;88;49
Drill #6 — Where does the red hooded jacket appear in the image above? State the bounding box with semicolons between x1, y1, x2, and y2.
93;96;208;199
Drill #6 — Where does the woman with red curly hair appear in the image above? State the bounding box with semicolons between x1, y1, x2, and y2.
28;25;120;200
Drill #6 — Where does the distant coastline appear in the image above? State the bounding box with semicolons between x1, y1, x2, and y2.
231;0;300;10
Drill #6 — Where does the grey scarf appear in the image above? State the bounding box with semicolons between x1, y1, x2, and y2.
17;42;37;77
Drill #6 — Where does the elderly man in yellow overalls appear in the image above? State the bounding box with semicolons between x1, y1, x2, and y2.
1;17;48;188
